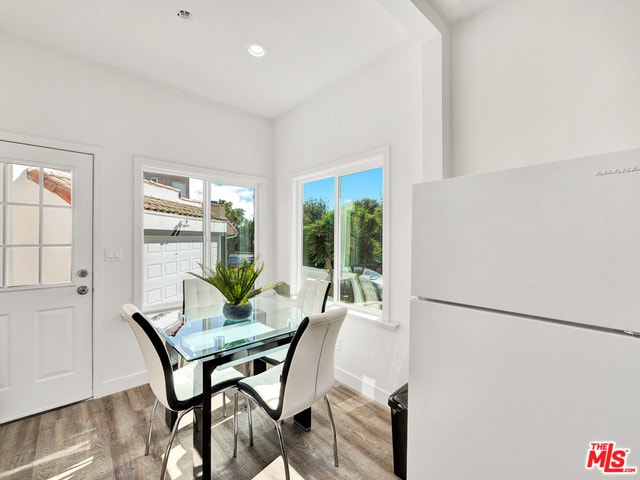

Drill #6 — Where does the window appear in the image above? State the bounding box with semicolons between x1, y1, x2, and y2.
135;158;263;311
294;148;388;317
1;162;74;287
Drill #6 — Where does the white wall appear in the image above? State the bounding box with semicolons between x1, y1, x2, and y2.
0;33;273;396
422;35;449;180
449;0;640;175
273;41;423;403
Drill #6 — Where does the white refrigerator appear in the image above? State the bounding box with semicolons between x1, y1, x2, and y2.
408;149;640;479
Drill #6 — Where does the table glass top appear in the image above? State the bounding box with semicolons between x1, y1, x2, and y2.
151;295;306;362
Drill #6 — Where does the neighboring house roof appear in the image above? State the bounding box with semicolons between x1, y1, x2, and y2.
144;195;218;219
143;180;238;236
27;168;71;205
26;170;238;237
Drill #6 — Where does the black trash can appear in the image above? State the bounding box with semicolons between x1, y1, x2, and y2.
388;383;408;479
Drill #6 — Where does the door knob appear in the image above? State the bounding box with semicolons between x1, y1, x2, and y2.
77;285;89;295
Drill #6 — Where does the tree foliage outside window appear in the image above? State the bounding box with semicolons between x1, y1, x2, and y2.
216;198;254;260
303;197;334;275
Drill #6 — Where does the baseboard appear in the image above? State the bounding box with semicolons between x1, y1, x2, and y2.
96;368;390;405
334;367;390;405
94;370;147;399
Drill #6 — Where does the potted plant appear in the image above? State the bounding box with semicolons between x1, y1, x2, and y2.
189;260;284;321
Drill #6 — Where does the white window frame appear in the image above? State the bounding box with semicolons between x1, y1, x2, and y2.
134;156;266;312
291;146;390;323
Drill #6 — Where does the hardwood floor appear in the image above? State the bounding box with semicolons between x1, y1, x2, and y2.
0;383;399;480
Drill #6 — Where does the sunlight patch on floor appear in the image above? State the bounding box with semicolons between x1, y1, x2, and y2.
47;457;94;480
165;443;187;479
0;440;92;479
252;457;304;480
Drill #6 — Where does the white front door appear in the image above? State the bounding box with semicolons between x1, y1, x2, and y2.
0;140;93;423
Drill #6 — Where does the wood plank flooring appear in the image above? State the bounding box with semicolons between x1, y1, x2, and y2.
0;383;399;480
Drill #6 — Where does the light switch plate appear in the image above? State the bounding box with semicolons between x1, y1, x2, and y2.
104;247;123;261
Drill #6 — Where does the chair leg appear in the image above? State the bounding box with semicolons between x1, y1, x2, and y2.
146;398;159;455
274;420;291;480
160;408;193;480
233;391;239;458
222;391;227;417
324;395;339;467
233;392;254;459
246;394;254;447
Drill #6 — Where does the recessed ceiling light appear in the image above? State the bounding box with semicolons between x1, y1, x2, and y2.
247;43;268;58
176;9;192;21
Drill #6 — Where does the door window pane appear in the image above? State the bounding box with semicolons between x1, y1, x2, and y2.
7;164;39;204
6;205;39;244
42;247;72;284
42;168;72;206
43;207;72;244
7;247;39;286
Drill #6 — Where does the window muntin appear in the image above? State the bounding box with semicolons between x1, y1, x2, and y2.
297;151;386;315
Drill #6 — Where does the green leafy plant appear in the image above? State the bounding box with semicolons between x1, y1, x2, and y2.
189;260;284;306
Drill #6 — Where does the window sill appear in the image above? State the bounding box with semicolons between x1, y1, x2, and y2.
327;303;399;331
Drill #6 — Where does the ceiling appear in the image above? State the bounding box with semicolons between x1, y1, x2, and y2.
0;0;504;119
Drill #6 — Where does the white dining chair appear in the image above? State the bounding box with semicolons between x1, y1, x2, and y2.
183;277;225;310
233;307;348;480
261;279;331;366
122;303;247;480
295;278;331;312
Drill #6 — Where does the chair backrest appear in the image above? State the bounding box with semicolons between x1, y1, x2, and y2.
277;307;347;420
295;279;331;313
122;303;199;411
183;277;225;310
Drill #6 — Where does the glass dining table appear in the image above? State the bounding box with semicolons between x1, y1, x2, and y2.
151;294;309;480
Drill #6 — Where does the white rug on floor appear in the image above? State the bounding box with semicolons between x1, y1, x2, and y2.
252;457;304;480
